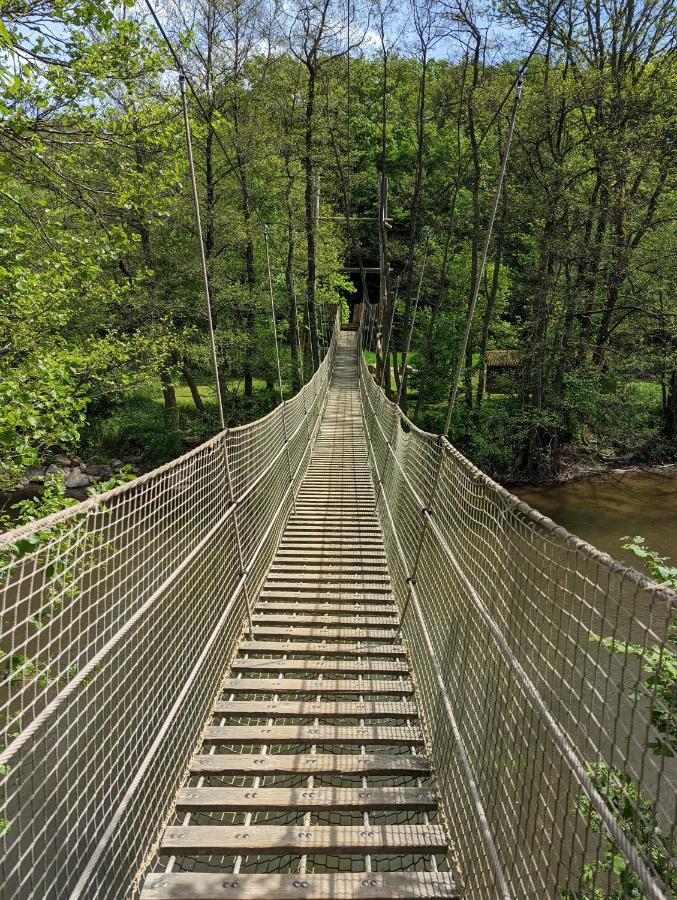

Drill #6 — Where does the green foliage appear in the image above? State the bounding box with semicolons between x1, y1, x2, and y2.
0;356;88;487
562;762;676;899
0;0;674;482
589;538;677;757
621;536;677;589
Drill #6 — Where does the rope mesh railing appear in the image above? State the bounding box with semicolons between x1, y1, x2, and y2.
0;312;339;900
357;333;676;899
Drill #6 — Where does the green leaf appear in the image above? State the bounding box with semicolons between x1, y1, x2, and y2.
612;853;627;875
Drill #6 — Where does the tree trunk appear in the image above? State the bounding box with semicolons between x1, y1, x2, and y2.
663;372;677;440
304;62;320;371
160;369;178;428
398;52;428;405
182;356;205;413
464;32;482;410
391;349;401;397
284;168;303;393
475;188;507;408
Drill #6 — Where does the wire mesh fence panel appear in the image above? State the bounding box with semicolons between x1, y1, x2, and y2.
358;333;676;900
0;314;339;900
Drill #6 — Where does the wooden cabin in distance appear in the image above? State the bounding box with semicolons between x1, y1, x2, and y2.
484;349;521;395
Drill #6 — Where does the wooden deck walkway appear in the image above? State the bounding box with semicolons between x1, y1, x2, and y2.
141;334;458;899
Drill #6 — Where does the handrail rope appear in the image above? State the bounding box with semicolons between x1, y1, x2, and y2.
361;346;676;602
0;335;338;764
358;356;669;900
68;361;335;898
358;376;512;900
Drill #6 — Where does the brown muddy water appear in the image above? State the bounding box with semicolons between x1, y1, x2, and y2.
513;466;677;570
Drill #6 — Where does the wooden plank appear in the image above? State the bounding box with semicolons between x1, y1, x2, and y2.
175;785;437;811
212;699;417;717
230;658;408;675
160;824;447;855
189;753;430;775
289;512;378;520
276;552;385;560
268;563;389;573
222;677;412;694
252;614;398;627
141;872;460;900
201;725;423;744
284;528;382;536
265;572;391;584
259;592;394;605
278;544;385;552
238;640;405;657
251;626;398;640
275;550;385;557
261;580;392;592
254;601;396;614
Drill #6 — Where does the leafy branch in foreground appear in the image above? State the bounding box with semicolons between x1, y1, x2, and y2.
591;537;676;757
562;763;676;899
565;538;676;897
621;536;677;590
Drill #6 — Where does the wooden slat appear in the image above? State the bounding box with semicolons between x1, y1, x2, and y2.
252;626;398;640
160;824;447;855
238;640;405;656
268;563;389;573
259;593;395;606
212;699;417;717
175;785;436;811
222;677;412;694
231;658;408;675
189;753;430;775
252;614;398;627
261;580;392;593
255;601;396;614
275;549;386;558
201;725;423;744
289;513;378;521
278;543;385;551
266;572;390;583
142;872;460;900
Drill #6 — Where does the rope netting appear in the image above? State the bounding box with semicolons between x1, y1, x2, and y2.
0;313;339;899
358;331;676;899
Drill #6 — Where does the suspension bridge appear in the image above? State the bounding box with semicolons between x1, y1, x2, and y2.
0;312;674;899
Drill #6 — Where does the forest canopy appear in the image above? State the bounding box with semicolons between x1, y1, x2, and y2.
0;0;675;488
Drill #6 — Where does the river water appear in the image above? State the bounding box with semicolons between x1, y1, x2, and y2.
512;466;677;571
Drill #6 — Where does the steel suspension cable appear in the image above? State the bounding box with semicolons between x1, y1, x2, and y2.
397;227;431;407
443;76;523;434
179;74;225;431
143;0;284;256
263;224;296;505
180;73;254;634
444;0;567;204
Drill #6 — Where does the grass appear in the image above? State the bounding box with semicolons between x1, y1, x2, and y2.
138;376;296;408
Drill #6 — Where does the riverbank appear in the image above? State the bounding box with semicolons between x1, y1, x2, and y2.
0;455;140;520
